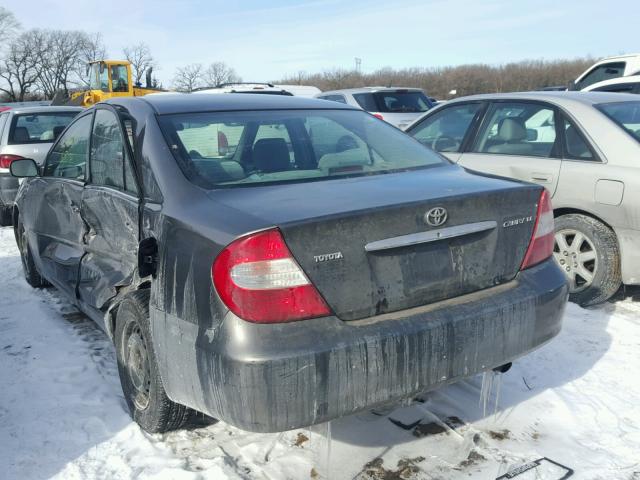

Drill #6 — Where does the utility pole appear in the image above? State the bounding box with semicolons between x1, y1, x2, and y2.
354;57;362;74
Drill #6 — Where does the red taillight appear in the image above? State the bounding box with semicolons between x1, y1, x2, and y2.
372;113;384;120
0;154;24;169
521;189;555;270
212;228;331;323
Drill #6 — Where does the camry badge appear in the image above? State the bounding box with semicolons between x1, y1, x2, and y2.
424;207;448;227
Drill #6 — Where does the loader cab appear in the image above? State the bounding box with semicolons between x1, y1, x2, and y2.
88;61;132;98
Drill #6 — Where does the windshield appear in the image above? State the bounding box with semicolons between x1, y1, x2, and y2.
597;101;640;143
89;63;110;92
9;112;79;144
159;109;445;188
354;91;432;113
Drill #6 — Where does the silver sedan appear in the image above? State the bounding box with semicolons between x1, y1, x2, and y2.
406;91;640;305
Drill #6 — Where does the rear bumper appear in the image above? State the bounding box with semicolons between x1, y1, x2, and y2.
153;258;568;432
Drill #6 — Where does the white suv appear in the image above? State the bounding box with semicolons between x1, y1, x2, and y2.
574;54;640;91
316;87;434;129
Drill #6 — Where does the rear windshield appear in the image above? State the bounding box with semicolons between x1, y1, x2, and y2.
597;101;640;143
158;109;445;188
353;91;432;113
9;112;78;144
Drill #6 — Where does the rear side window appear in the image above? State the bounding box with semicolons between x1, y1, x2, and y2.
473;103;558;158
597;101;640;143
353;93;378;111
9;112;78;144
576;62;626;90
0;112;9;140
44;114;92;180
90;109;137;193
410;103;482;152
561;116;595;160
318;95;347;104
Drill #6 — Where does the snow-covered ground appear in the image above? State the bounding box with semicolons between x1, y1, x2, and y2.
1;226;639;480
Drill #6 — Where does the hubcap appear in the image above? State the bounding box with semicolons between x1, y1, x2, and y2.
553;229;597;293
125;324;151;410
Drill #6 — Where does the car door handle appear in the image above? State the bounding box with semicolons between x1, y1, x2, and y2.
531;173;552;182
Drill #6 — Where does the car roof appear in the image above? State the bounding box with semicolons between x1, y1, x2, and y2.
108;93;358;115
5;106;84;115
320;87;425;95
441;91;640;108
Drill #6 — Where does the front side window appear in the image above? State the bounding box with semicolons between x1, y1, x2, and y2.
110;65;129;92
576;62;626;90
473;103;558;158
159;109;445;188
9;112;78;144
90;109;136;192
44;114;92;180
597;101;640;143
410;103;482;152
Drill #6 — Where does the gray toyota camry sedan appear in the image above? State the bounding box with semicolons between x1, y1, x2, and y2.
10;94;568;433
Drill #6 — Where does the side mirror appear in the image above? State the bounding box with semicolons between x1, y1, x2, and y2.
10;158;39;177
526;128;538;141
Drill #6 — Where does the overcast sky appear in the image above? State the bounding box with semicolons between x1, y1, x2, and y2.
3;0;638;87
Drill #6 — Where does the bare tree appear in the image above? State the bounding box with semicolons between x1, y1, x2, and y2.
74;32;107;87
203;61;240;87
35;30;95;98
0;7;19;45
0;31;40;101
123;42;154;86
172;63;204;92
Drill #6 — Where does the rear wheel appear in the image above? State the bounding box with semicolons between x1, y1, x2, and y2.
115;289;194;433
553;214;621;306
17;220;50;288
0;205;12;227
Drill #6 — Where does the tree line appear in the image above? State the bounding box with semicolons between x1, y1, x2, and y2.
279;58;595;99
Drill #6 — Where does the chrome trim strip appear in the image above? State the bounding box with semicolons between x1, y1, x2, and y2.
364;221;497;252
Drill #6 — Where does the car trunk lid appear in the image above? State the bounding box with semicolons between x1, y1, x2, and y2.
211;166;541;320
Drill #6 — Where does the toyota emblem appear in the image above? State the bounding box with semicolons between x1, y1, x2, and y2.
424;207;448;227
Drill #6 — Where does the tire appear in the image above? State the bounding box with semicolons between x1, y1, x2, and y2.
553;214;621;306
115;289;193;433
16;219;50;288
0;205;12;227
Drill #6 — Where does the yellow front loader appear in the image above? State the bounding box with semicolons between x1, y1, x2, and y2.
52;60;165;107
